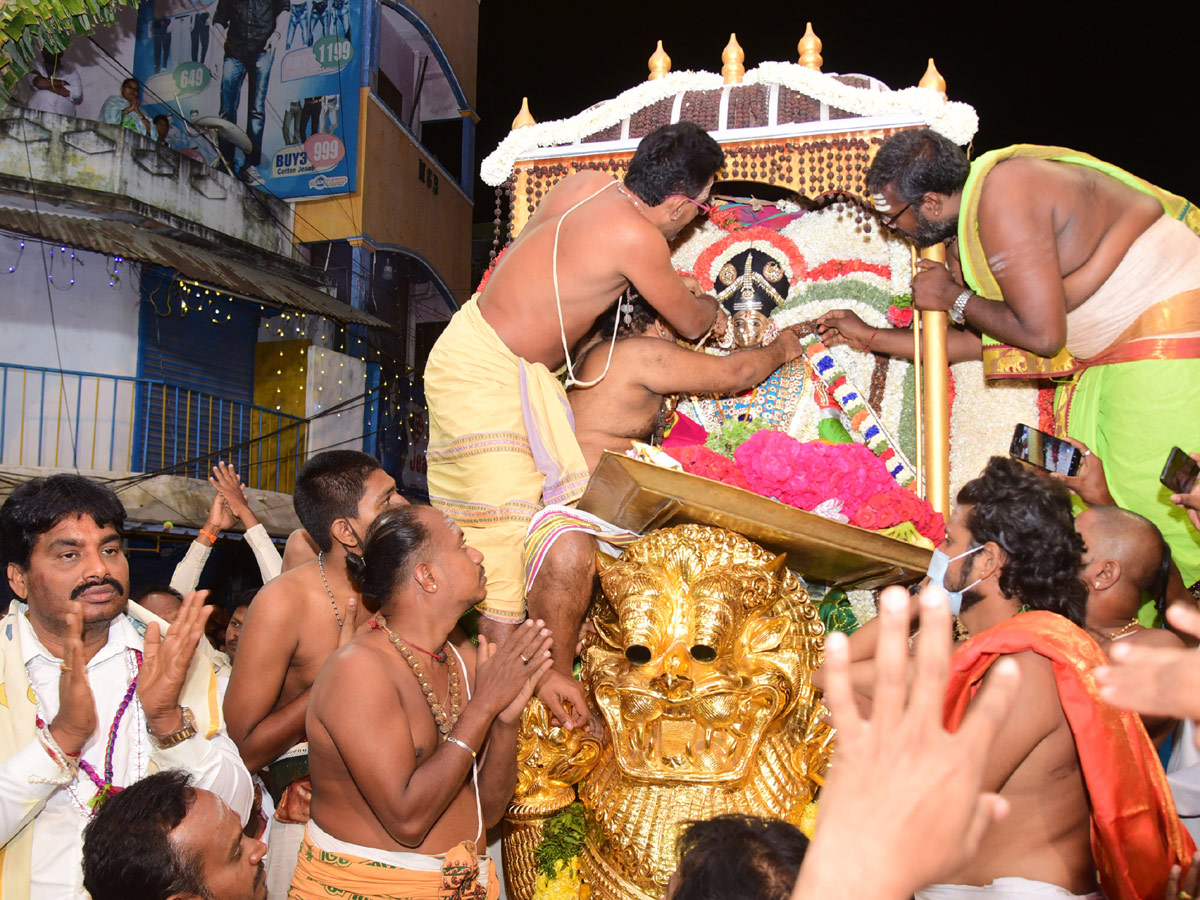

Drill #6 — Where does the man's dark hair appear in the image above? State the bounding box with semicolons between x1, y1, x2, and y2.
131;584;184;605
866;128;970;207
82;770;207;900
673;814;808;900
956;456;1087;624
233;586;259;609
624;122;724;207
153;114;169;125
0;474;126;569
293;450;382;552
345;505;431;604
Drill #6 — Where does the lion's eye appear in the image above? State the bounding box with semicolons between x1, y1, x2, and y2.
625;644;652;665
689;644;717;663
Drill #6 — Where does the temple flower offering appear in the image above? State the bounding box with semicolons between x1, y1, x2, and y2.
665;431;943;544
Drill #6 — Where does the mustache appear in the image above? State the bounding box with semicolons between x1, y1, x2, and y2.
70;577;126;601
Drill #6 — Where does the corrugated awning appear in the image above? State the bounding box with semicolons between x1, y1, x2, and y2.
0;207;393;330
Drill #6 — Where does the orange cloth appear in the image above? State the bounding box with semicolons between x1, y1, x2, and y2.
287;831;498;900
944;611;1195;900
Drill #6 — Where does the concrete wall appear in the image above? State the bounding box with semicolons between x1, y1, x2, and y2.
401;0;478;109
293;92;471;303
0;236;141;470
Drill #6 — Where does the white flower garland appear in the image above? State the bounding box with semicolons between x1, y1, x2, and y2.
848;589;878;626
947;361;1041;496
482;63;979;186
745;62;979;146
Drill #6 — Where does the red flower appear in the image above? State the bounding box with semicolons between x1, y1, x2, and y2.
887;305;914;328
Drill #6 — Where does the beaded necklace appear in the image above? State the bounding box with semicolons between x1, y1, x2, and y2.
34;648;142;813
370;614;461;736
317;552;345;627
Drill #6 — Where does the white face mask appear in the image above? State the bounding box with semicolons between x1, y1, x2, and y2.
926;545;985;616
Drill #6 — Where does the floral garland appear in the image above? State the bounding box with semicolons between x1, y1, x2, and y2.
482;64;979;186
744;62;979;146
692;227;806;293
806;259;890;282
798;334;916;486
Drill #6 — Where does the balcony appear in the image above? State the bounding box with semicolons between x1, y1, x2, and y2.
0;362;307;495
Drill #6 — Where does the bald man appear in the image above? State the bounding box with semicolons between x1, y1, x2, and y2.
1076;505;1185;745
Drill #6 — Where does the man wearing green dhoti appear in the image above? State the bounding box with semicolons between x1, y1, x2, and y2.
863;129;1200;596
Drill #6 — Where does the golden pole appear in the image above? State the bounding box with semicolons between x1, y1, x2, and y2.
910;246;924;498
918;58;950;520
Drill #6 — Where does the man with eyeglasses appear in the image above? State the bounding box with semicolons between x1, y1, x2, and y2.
424;123;727;730
817;127;1200;609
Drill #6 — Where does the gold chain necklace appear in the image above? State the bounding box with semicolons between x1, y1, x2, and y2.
1104;617;1140;642
371;613;461;736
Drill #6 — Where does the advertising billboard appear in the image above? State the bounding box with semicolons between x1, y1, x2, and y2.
133;0;361;199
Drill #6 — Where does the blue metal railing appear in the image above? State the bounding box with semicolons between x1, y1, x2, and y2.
0;362;307;492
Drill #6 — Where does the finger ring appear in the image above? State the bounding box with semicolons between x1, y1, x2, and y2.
1180;892;1192;900
519;654;530;663
1082;450;1091;457
59;664;71;672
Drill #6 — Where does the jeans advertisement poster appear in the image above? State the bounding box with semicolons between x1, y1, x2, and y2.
135;0;360;199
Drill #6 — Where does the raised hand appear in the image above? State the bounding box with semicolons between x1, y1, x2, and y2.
209;461;258;529
138;590;213;739
1167;851;1200;900
816;309;875;351
51;603;97;756
1095;603;1200;723
1047;436;1114;507
794;586;1019;899
474;619;553;725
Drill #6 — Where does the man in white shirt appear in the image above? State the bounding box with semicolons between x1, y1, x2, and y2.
0;474;252;900
24;51;81;118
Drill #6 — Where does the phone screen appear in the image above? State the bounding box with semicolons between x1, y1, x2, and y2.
1009;424;1083;477
1161;447;1200;494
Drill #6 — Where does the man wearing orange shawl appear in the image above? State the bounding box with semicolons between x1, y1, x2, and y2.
913;458;1193;900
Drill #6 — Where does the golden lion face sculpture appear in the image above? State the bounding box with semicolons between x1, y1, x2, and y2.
576;525;832;900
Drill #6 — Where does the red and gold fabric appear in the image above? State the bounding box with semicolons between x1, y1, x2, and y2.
944;611;1195;900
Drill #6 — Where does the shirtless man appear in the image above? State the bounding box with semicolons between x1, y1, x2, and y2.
568;293;805;471
834;457;1190;898
289;505;552;899
816;128;1200;592
223;449;403;897
424;123;725;644
519;297;804;712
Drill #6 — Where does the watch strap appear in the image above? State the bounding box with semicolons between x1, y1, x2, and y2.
950;289;972;325
149;706;197;749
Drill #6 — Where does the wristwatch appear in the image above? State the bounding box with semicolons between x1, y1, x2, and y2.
149;706;197;749
949;289;972;325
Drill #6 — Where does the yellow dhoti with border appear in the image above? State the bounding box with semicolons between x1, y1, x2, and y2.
961;145;1200;588
425;296;590;622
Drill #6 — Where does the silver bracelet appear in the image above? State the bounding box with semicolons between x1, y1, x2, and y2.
445;735;476;759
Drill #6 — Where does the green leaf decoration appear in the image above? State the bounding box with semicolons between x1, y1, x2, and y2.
0;0;140;104
534;801;589;880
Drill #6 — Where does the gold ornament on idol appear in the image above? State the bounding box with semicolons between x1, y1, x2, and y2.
373;613;462;736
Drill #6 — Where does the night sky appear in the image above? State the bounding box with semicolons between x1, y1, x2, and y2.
472;3;1197;222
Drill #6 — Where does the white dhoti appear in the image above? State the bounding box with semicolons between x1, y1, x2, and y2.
916;879;1101;899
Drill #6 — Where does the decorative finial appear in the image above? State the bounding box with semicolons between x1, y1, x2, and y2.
797;22;823;71
722;33;745;84
919;58;946;96
648;40;671;81
511;97;536;130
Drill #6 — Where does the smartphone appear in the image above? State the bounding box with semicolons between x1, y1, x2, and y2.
1161;446;1200;494
1009;424;1083;477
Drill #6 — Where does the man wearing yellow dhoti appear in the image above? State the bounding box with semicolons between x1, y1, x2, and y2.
424;123;726;713
862;129;1200;596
